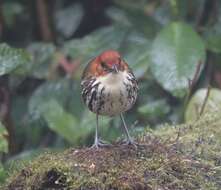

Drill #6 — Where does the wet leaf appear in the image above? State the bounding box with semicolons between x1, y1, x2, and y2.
55;3;83;38
63;25;126;60
122;31;150;78
150;22;205;97
41;99;86;144
107;7;159;37
138;99;170;118
28;78;83;121
28;43;56;66
20;43;56;78
0;43;31;76
106;7;132;27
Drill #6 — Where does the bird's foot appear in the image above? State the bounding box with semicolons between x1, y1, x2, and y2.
121;138;138;147
91;139;111;149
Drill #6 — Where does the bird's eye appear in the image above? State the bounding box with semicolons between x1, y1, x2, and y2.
101;62;106;68
101;62;110;71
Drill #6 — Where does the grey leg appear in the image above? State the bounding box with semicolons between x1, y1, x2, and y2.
95;113;99;145
120;113;134;144
91;114;99;148
91;113;110;148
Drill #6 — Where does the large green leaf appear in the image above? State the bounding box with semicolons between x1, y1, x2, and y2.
185;88;221;122
121;31;151;78
108;3;160;38
0;43;31;76
138;99;170;118
150;22;205;97
41;99;89;144
18;42;56;78
106;7;131;27
63;25;126;61
55;3;83;38
28;78;83;120
0;122;8;153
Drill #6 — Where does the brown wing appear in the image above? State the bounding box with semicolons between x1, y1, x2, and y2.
81;57;96;80
121;59;138;90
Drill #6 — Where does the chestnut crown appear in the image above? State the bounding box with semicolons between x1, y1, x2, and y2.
82;50;129;78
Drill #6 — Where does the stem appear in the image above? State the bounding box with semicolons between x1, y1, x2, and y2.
36;0;53;41
0;0;4;39
0;86;16;154
183;61;202;116
199;85;211;117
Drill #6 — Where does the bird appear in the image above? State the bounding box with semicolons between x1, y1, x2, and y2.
81;50;138;148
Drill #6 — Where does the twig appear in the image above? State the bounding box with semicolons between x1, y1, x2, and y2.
36;0;53;41
0;86;17;154
0;0;4;39
195;0;218;32
182;61;203;121
184;61;202;101
188;61;202;93
195;0;207;28
175;127;181;142
199;85;211;117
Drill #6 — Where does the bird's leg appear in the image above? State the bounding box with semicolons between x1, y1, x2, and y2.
93;113;99;148
91;113;110;148
120;113;136;145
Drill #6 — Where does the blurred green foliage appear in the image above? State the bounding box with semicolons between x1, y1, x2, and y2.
0;43;31;75
0;122;8;153
1;0;221;184
0;122;8;183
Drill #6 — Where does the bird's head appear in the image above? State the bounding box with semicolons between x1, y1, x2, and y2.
84;50;129;78
98;50;122;74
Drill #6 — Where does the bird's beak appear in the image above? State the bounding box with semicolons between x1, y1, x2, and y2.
112;64;119;73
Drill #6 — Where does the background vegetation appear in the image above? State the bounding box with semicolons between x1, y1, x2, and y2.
0;0;221;185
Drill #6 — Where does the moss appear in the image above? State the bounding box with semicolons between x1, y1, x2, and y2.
3;113;221;190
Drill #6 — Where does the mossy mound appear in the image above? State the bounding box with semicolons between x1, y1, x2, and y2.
4;113;221;190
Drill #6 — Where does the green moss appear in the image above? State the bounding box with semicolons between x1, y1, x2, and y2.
3;113;221;190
